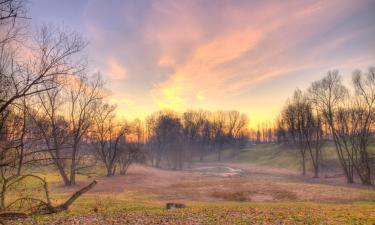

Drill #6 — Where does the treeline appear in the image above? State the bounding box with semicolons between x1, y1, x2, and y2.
0;23;143;185
275;69;375;185
145;110;249;169
0;0;144;213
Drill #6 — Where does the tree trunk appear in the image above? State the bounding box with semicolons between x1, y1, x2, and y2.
106;165;113;177
301;154;306;176
56;162;71;186
69;146;77;185
313;164;319;178
356;166;372;185
70;165;76;185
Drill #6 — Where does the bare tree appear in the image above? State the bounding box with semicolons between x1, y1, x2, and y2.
308;71;353;183
1;24;86;117
198;111;212;162
226;111;248;155
93;102;128;176
0;0;26;23
159;113;183;170
117;119;143;175
342;67;375;184
145;112;160;167
211;111;226;161
28;24;88;186
282;89;309;175
182;110;202;167
280;68;374;183
0;1;96;216
32;79;71;185
67;74;103;184
298;100;326;178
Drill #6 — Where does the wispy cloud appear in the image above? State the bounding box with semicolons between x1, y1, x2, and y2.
30;0;375;124
151;28;263;110
149;0;374;113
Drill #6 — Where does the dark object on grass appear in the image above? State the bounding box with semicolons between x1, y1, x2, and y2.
0;211;28;219
166;203;186;209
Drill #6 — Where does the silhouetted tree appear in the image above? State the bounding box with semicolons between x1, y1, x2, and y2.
308;71;354;183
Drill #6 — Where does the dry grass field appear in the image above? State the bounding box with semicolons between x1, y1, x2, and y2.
9;155;375;224
88;163;375;203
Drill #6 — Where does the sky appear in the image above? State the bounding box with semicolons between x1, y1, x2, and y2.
29;0;375;128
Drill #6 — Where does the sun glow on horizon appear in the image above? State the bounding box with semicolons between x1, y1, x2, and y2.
30;0;375;128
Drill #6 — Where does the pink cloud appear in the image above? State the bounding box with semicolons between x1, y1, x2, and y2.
106;57;127;80
149;0;372;115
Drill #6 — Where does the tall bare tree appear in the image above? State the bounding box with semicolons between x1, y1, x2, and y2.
342;67;375;184
93;102;128;176
226;111;248;155
182;110;202;167
0;1;97;214
212;111;226;161
282;89;309;175
117;119;143;175
67;74;103;184
308;71;353;183
28;24;87;185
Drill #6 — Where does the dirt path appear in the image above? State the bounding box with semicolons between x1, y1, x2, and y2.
87;162;375;203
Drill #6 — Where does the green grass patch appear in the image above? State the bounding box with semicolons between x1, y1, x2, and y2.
225;143;340;171
228;144;301;170
14;199;375;225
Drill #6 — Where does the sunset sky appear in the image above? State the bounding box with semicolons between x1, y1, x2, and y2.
29;0;375;128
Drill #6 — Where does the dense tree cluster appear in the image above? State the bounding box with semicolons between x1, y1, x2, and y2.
145;110;249;169
277;69;375;184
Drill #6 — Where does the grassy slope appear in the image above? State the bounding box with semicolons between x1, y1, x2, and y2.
224;142;375;173
228;144;302;170
224;142;348;171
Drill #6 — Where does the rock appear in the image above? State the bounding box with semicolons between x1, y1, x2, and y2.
166;203;186;209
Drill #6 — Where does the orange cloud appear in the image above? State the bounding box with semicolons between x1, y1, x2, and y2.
151;28;263;109
81;0;373;127
149;0;368;118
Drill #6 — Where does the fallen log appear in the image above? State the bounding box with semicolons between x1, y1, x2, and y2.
0;180;97;219
0;211;28;219
35;180;97;215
